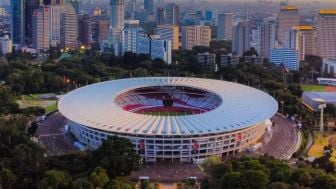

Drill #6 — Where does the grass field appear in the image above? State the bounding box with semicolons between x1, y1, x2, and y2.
308;132;336;162
16;93;58;113
301;84;327;92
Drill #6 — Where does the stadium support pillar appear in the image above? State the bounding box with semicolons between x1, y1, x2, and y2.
319;103;327;132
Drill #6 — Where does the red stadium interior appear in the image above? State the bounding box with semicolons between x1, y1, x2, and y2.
115;86;222;116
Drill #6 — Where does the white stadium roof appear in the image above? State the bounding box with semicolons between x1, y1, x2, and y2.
59;77;278;136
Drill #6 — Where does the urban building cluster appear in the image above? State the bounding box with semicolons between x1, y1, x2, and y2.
5;0;336;71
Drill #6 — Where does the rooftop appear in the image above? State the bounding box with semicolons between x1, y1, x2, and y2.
319;9;336;15
281;6;298;11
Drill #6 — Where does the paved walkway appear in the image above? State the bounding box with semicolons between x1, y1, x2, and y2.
260;114;300;160
36;112;76;155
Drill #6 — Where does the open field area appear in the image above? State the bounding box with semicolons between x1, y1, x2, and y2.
301;84;336;92
16;93;58;113
308;132;336;162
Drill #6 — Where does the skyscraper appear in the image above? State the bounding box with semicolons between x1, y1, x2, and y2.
317;10;336;59
278;6;299;45
110;0;124;30
217;13;233;41
232;21;251;56
122;19;140;54
165;3;179;26
60;2;78;49
157;24;179;50
11;0;25;44
157;7;165;25
95;18;109;43
32;6;50;51
181;25;211;50
109;0;125;52
25;0;43;44
144;0;154;14
256;18;276;59
78;14;92;46
48;0;63;47
286;25;316;61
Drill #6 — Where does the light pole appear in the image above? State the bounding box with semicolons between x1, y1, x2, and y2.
280;101;284;114
318;102;327;132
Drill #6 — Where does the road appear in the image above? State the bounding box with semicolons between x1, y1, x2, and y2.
260;114;299;160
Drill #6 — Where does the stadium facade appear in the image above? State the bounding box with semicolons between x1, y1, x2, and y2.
59;77;278;163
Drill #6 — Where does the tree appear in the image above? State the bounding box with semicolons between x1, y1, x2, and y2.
312;174;336;189
240;170;269;189
107;177;134;189
92;136;140;178
89;167;110;188
269;182;290;189
39;170;70;189
71;177;93;189
291;169;311;186
221;172;242;189
0;168;16;189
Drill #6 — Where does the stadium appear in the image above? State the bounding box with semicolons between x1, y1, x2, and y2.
59;77;278;163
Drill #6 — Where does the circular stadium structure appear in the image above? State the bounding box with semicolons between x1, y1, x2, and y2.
59;77;278;163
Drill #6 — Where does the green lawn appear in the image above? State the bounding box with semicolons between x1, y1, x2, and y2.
301;84;326;92
45;103;58;113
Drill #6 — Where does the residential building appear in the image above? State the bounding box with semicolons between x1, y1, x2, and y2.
144;0;154;14
197;52;216;70
220;53;239;66
156;25;179;50
286;25;316;61
255;18;276;59
317;10;336;59
278;6;299;45
122;20;140;54
137;34;172;64
60;2;78;49
32;6;50;51
232;21;251;56
181;25;211;50
217;13;233;40
244;55;263;64
48;2;63;47
270;48;299;70
322;58;336;75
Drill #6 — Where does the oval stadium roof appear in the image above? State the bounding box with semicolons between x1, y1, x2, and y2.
59;77;278;137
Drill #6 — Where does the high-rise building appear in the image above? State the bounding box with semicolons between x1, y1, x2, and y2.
70;0;80;15
25;0;43;44
232;21;251;56
95;18;109;43
322;58;336;75
144;0;154;14
122;19;140;54
156;25;179;50
205;10;212;22
32;6;50;51
165;3;179;26
48;1;63;47
78;14;92;46
286;25;316;61
217;13;233;41
109;0;125;51
270;48;299;70
278;6;299;45
60;2;78;49
137;34;172;64
256;18;276;59
157;8;165;25
182;25;211;50
317;10;336;59
197;52;216;70
110;0;124;29
11;0;25;44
